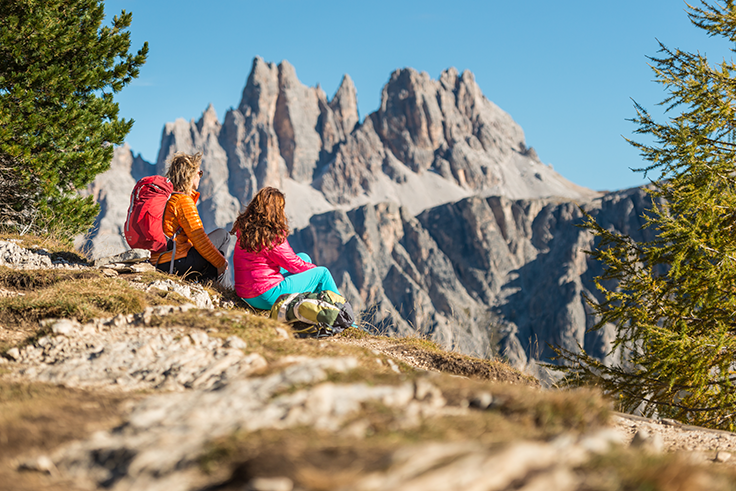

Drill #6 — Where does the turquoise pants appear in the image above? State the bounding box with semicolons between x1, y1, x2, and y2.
242;253;341;310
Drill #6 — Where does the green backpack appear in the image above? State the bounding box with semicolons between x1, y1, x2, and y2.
270;290;355;338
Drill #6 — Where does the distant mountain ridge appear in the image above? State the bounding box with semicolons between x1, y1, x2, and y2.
85;57;597;254
83;58;623;373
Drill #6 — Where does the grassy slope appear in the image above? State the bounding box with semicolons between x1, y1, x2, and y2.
0;237;734;490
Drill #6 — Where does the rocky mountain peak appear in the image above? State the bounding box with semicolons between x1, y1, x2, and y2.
439;66;459;90
87;57;600;252
277;59;301;90
196;103;220;134
274;59;323;182
378;67;445;172
329;74;359;137
239;56;279;119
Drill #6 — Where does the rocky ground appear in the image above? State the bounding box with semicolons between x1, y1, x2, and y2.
2;238;736;491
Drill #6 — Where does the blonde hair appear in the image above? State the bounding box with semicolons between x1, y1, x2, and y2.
166;152;202;195
231;187;289;252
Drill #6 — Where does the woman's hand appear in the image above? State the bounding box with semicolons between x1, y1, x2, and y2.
217;263;228;277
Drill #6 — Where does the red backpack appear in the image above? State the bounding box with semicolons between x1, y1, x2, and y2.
124;176;178;253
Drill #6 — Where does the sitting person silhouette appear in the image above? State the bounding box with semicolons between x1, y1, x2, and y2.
151;152;229;281
231;187;340;310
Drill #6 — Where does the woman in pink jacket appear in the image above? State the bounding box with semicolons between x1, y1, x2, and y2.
231;187;341;310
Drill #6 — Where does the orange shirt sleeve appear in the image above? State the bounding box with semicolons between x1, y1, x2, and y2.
175;195;227;269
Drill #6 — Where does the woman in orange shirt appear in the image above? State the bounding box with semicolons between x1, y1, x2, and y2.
150;152;229;281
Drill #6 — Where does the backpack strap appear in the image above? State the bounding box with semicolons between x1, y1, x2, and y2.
156;192;184;275
168;228;182;275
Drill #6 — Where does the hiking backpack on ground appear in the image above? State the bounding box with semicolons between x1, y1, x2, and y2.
124;176;179;256
270;290;356;338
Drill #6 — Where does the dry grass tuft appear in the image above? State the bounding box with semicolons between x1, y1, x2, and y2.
0;276;182;327
0;267;100;291
332;330;537;386
0;272;195;352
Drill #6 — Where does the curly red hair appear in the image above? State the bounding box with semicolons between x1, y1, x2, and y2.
231;187;289;252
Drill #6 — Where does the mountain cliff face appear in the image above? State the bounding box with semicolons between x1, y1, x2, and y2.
83;58;631;372
289;187;655;373
90;56;596;240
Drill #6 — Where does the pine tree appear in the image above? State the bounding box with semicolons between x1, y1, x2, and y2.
0;0;147;237
559;0;736;430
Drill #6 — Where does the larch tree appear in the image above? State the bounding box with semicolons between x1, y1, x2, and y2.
0;0;147;237
559;0;736;430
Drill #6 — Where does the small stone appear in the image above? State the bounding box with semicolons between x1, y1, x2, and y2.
189;331;209;345
469;391;493;409
109;314;128;327
129;262;155;273
6;347;20;361
245;476;293;491
242;352;268;374
137;309;153;326
716;451;732;463
37;336;52;347
274;327;290;339
630;428;664;453
102;268;118;277
17;455;57;475
94;249;150;267
414;378;445;407
51;319;79;336
147;281;170;293
224;336;247;349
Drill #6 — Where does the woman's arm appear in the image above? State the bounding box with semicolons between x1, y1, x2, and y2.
175;195;227;270
268;240;314;274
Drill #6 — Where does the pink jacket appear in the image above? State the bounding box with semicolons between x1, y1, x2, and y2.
233;233;315;298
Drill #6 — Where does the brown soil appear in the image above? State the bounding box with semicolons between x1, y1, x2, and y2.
0;382;135;491
200;430;397;491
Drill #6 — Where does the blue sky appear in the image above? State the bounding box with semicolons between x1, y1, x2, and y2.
104;0;732;192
